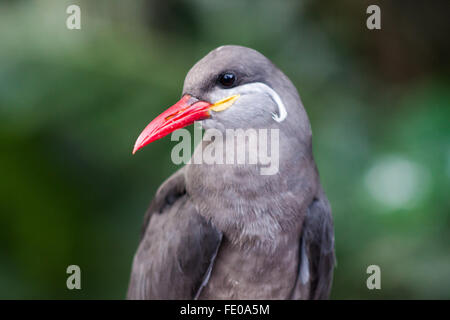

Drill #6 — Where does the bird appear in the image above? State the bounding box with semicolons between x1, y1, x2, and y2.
127;45;335;300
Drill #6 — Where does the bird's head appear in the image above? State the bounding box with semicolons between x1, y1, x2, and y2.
133;45;310;154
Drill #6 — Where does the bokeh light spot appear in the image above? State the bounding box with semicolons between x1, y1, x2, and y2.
365;155;430;210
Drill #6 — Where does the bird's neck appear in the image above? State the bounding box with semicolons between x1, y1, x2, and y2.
185;133;318;251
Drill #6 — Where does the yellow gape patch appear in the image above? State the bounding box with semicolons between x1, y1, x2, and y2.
210;94;240;112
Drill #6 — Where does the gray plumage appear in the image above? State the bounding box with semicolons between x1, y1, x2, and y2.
127;45;335;300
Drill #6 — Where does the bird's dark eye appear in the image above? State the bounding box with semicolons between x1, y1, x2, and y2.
218;72;236;88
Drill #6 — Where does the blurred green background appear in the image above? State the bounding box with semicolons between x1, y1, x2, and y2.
0;0;449;299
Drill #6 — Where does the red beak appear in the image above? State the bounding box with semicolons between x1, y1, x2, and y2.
132;94;211;154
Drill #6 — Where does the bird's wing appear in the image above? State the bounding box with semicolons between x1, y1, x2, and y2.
291;191;335;300
127;168;222;299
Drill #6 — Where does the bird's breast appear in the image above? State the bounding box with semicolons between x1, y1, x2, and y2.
198;236;299;300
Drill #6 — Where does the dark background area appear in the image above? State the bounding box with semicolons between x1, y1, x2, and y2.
0;0;448;299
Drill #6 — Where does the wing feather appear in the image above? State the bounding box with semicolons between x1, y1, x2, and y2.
291;190;335;299
127;168;222;299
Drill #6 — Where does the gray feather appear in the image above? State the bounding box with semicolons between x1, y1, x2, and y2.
292;189;335;299
127;168;222;299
